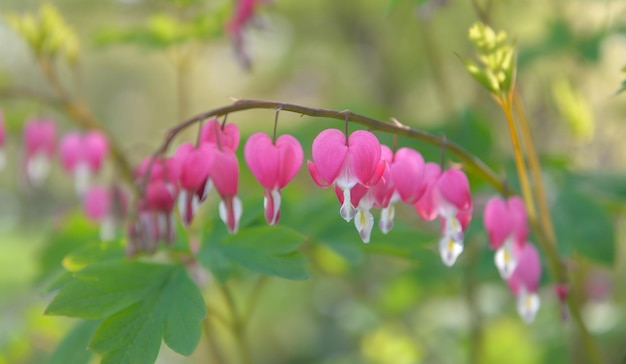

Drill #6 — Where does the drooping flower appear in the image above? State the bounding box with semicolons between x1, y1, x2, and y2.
484;196;528;278
371;146;425;234
200;118;240;151
414;164;472;267
225;0;268;69
84;184;128;241
507;242;542;323
128;156;181;255
174;142;213;226
23;118;56;186
335;183;375;243
210;147;242;233
244;132;303;225
308;129;385;222
59;130;109;195
200;120;243;233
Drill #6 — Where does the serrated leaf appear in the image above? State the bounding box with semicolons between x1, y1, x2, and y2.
219;226;310;280
88;266;206;362
45;261;176;319
47;320;101;364
552;188;616;265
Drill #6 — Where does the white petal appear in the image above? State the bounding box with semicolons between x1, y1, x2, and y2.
494;239;517;279
74;162;91;196
26;152;50;186
355;208;374;243
339;187;355;222
264;187;281;225
439;234;464;267
379;205;395;234
517;288;540;323
219;196;243;233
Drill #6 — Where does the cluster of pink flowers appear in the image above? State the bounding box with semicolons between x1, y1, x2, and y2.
15;113;123;239
128;123;473;267
308;128;473;266
484;196;542;322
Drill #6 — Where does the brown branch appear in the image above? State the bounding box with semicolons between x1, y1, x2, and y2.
151;98;506;195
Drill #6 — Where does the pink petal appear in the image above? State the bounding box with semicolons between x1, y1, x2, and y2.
346;130;381;185
178;143;212;190
311;129;348;185
210;147;239;198
334;183;369;208
484;196;514;249
201;119;240;151
390;147;425;203
24;118;56;157
144;180;178;212
370;163;394;208
59;132;82;172
83;131;108;172
507;243;542;295
275;134;303;188
244;132;280;189
414;162;442;221
0;109;5;146
436;168;471;212
84;186;111;221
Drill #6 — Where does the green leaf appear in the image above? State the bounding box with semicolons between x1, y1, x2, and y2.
47;320;101;364
219;226;310;280
89;266;206;362
552;188;616;265
62;240;125;272
571;171;626;201
45;261;176;319
37;213;100;283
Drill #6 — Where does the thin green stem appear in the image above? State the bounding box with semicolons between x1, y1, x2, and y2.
218;283;252;364
203;311;228;364
496;95;537;221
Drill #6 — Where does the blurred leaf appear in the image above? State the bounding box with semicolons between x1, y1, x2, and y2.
552;188;615;265
47;320;100;364
89;266;205;362
45;261;175;319
552;79;594;141
219;226;310;280
569;171;626;202
36;214;100;284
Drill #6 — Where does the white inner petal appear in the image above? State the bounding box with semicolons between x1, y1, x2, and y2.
100;215;116;242
339;187;355;222
355;208;374;243
517;288;540;324
27;152;50;186
439;234;464;267
494;238;517;279
74;162;91;196
379;204;395;234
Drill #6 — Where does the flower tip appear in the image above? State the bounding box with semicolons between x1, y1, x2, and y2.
517;291;540;323
439;235;463;267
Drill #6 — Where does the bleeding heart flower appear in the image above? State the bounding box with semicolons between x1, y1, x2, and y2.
507;242;542;323
209;146;242;233
23;118;56;186
60;130;109;195
414;164;472;267
484;196;529;278
174;142;213;226
84;185;128;241
308;128;385;222
371;146;426;234
200;118;240;151
225;0;269;69
244;132;303;225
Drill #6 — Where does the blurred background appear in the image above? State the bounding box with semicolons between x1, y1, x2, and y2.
1;0;626;363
